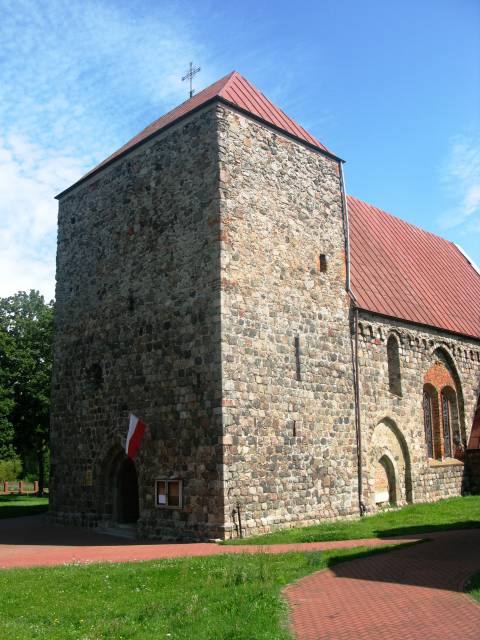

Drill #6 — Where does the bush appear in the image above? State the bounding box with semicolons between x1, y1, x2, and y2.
21;472;38;483
0;457;22;482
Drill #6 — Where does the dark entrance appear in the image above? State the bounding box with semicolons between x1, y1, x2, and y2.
116;457;139;523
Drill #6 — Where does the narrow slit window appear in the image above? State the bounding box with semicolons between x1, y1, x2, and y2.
319;254;327;273
294;335;301;381
387;335;402;396
442;392;452;458
423;390;434;458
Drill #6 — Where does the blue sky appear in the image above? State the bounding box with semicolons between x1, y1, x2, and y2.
1;0;479;300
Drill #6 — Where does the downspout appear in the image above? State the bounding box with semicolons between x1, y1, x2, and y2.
339;162;366;516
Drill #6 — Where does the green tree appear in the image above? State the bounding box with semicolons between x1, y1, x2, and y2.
0;327;15;459
0;291;54;495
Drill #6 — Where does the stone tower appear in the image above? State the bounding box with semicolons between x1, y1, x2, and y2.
50;72;358;539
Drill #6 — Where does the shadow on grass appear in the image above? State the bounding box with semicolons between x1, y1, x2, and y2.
377;520;480;539
0;496;49;520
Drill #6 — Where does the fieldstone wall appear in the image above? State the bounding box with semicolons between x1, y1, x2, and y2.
51;105;226;539
51;96;480;541
356;311;480;510
216;106;358;538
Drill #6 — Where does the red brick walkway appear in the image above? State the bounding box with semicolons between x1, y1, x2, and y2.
0;514;409;568
285;528;480;640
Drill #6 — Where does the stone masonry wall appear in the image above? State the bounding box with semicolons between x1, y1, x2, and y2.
357;311;480;510
51;96;480;542
216;106;358;538
51;105;225;539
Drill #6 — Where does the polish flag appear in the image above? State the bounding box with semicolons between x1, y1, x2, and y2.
126;414;146;459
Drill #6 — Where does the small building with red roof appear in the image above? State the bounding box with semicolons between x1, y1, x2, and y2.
51;72;480;539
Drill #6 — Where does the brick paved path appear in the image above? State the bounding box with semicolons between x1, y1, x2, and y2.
285;528;480;640
0;514;410;568
1;517;479;639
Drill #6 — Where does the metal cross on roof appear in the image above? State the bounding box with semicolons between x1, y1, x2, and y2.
182;62;201;99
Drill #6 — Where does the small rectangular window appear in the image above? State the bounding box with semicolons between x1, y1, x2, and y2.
319;254;327;272
156;479;182;508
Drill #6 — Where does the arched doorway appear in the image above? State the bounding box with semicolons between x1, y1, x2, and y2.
368;418;412;508
116;457;139;524
374;455;396;506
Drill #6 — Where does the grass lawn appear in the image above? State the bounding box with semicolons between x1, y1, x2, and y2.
466;572;480;603
223;496;480;545
0;495;49;519
0;544;406;640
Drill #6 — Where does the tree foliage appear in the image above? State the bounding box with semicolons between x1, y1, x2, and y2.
0;291;54;494
0;322;15;459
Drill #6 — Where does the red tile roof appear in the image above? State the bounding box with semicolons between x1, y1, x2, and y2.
57;71;480;341
348;195;480;340
61;71;332;195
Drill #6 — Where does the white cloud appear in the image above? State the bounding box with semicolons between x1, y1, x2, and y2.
0;133;88;300
0;0;216;300
439;133;480;231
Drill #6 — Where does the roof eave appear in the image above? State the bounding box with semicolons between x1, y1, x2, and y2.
354;304;480;344
55;97;343;201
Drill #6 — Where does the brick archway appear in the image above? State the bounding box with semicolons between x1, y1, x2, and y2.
423;358;464;460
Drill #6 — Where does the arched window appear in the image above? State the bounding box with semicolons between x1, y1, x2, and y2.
424;357;465;461
441;390;452;458
387;335;402;396
441;387;460;458
423;385;436;458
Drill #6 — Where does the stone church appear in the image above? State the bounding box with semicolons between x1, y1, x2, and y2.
50;71;480;540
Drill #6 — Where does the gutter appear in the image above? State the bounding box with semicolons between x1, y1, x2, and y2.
339;163;365;517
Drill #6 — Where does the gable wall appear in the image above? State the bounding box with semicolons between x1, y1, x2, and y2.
51;105;226;539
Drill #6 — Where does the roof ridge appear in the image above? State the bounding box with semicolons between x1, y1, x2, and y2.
129;70;237;140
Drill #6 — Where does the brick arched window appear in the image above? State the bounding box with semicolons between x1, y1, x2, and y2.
424;358;464;461
387;335;402;396
441;387;461;458
441;389;453;458
423;384;437;458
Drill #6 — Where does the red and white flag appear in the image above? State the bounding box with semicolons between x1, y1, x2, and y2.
126;414;146;459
